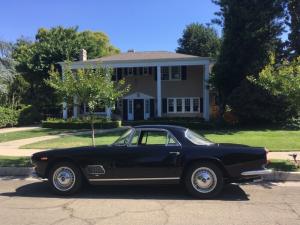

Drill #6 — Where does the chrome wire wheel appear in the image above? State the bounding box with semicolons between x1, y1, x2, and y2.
52;166;76;192
191;167;217;193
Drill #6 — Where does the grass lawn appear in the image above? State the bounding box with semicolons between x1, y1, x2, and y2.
0;128;82;143
267;159;300;172
200;129;300;152
0;156;31;167
21;131;123;149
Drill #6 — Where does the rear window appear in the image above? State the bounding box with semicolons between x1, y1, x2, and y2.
185;129;213;146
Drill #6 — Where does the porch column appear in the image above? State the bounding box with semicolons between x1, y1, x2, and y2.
203;63;210;121
156;66;162;117
105;106;112;119
62;101;68;119
73;96;78;118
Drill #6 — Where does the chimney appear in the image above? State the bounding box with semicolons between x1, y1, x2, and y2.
79;49;87;61
127;49;135;53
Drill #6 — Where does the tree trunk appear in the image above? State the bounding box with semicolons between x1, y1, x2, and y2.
90;115;96;147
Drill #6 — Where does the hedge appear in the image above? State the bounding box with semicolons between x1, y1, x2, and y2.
122;117;216;130
42;120;121;129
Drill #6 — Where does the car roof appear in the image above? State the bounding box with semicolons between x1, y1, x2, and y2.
133;124;188;132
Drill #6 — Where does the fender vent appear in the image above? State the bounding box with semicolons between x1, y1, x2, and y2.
87;165;105;175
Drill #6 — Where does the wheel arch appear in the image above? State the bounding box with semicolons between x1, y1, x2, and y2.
45;157;85;180
181;158;229;180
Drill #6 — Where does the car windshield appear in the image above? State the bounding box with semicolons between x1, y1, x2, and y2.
113;129;133;146
185;129;214;146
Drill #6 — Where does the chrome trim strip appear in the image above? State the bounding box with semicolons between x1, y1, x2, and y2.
241;169;273;176
89;177;180;182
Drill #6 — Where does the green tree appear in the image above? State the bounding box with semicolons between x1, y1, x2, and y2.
211;0;286;118
176;23;221;58
287;0;300;58
46;64;130;146
13;26;119;118
249;56;300;118
0;39;29;108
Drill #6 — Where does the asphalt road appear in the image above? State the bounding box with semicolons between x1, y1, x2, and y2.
0;178;299;225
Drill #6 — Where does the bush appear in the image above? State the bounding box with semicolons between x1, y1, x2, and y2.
42;118;121;129
18;105;41;125
0;107;19;128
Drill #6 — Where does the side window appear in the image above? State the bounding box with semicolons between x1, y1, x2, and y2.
140;131;167;145
167;135;177;145
131;130;140;145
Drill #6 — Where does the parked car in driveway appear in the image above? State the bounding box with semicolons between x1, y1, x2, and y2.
31;125;272;198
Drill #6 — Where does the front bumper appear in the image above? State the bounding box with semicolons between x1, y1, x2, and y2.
241;169;273;176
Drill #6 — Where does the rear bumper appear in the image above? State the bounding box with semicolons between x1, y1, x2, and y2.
241;169;273;176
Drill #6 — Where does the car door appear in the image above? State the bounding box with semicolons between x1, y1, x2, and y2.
112;129;183;179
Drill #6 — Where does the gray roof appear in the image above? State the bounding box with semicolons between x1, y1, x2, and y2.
81;51;208;63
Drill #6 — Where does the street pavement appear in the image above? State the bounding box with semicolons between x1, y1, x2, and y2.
0;178;299;225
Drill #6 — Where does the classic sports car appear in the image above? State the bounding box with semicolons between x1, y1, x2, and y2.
31;125;272;198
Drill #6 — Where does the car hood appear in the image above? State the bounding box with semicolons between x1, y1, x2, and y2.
31;145;110;158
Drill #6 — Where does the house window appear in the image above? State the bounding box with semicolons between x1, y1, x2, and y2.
161;66;169;80
185;98;191;112
171;66;181;80
143;67;148;75
167;97;200;113
168;98;174;112
176;99;182;112
193;98;199;112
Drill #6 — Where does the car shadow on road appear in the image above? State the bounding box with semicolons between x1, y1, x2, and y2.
0;181;249;201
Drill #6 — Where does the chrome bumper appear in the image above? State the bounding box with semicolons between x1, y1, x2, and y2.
241;169;273;176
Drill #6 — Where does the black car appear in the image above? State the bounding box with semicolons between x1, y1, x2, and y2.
31;125;272;198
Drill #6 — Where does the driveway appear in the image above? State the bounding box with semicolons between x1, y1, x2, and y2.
0;179;299;225
0;126;41;134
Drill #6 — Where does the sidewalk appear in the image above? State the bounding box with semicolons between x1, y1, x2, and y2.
268;152;299;160
0;126;41;134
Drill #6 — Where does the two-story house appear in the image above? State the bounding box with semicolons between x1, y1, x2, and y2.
59;49;214;121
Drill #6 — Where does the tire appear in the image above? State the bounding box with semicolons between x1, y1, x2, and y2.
184;162;224;199
48;162;82;195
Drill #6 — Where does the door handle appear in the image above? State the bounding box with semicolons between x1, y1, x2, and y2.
169;151;180;156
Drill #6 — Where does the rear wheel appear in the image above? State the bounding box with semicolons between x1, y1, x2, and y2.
48;162;82;195
184;162;223;199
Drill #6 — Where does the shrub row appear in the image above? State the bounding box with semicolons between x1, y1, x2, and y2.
122;117;216;130
42;119;121;129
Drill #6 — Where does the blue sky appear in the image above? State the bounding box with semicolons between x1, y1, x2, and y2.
0;0;220;52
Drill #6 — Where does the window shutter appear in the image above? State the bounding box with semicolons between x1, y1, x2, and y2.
150;99;155;118
149;67;152;75
123;99;128;120
117;68;122;80
181;66;187;80
162;98;167;113
200;98;203;113
133;67;137;75
124;68;128;76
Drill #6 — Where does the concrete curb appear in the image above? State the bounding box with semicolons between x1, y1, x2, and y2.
0;167;34;176
263;171;300;181
0;167;299;181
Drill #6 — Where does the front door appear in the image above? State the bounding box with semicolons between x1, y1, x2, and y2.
134;99;144;120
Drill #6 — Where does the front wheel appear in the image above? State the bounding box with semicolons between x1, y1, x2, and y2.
48;162;82;195
184;162;224;199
